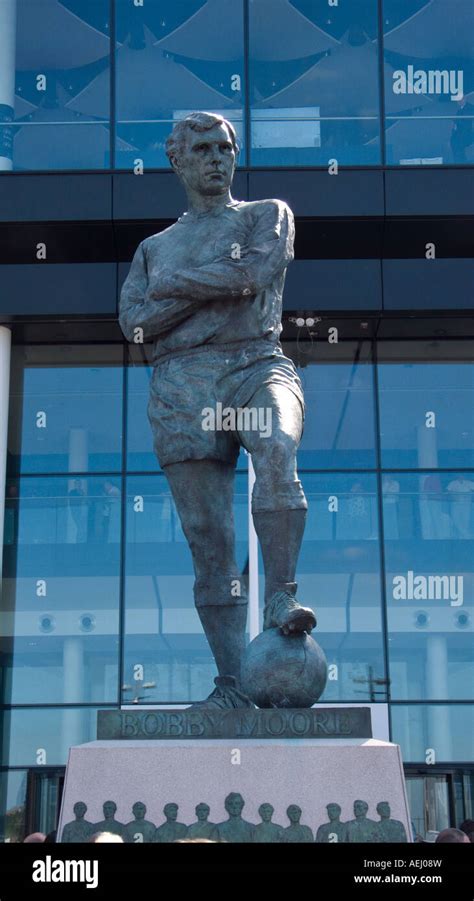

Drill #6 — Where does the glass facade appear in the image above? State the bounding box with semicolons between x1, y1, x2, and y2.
1;332;473;839
3;0;473;171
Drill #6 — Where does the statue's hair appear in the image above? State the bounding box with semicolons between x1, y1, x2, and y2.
165;111;238;164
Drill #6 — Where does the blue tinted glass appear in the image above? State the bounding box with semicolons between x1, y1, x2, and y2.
8;0;111;171
115;0;245;169
0;769;28;843
283;341;376;469
383;0;474;165
2;476;120;704
8;345;123;474
126;345;248;471
123;473;248;703
281;472;386;702
249;0;381;165
2;707;109;766
378;341;474;469
383;472;474;701
391;704;474;762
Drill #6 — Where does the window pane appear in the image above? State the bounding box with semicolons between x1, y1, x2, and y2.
391;704;474;762
249;0;381;165
378;340;474;469
9;0;111;171
2;476;121;704
283;341;376;469
8;345;123;475
123;473;248;703
383;472;474;701
0;769;28;843
289;472;387;702
115;0;245;169
383;0;474;165
2;708;108;766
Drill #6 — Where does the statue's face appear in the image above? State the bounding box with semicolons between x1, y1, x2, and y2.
377;802;390;818
259;804;273;822
174;123;236;196
164;804;178;821
354;801;368;817
327;804;341;821
287;805;301;823
225;794;244;816
196;804;209;821
133;803;146;819
74;802;86;818
103;801;116;818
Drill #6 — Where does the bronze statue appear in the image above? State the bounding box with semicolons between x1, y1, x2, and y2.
376;801;408;843
125;801;157;843
345;800;381;843
211;792;255;842
153;803;187;843
119;111;315;709
61;801;93;843
254;803;284;843
187;803;216;840
315;802;348;843
93;800;125;839
282;804;313;842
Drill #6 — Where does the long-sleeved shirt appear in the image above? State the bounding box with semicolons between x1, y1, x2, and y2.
118;198;294;364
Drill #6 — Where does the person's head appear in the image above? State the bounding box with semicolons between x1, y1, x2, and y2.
377;802;391;819
435;828;470;844
224;792;244;817
73;801;87;819
132;802;146;820
195;803;210;821
354;800;368;818
103;800;117;818
327;803;341;821
23;832;46;843
164;803;178;821
258;803;274;822
166;112;238;198
89;832;124;843
287;805;302;824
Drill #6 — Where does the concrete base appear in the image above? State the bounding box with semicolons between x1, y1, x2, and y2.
58;738;411;843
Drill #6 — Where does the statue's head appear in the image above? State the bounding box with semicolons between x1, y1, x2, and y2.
287;805;302;824
103;800;117;818
195;803;210;821
377;801;390;819
258;803;274;822
354;800;368;817
224;792;244;816
164;803;178;821
73;801;87;818
133;802;146;819
326;803;341;821
166;112;238;197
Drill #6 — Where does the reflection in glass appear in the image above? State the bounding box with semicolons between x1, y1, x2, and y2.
9;0;111;171
391;704;474;762
384;472;473;701
283;341;376;470
2;477;120;704
115;0;245;169
249;0;381;165
378;341;474;470
8;345;123;474
1;708;109;766
0;770;28;843
383;0;474;164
